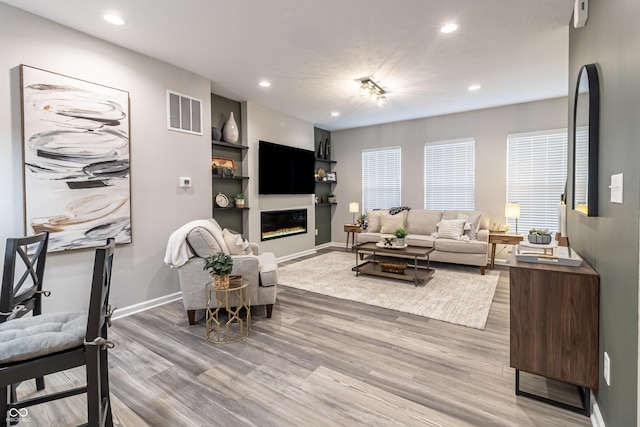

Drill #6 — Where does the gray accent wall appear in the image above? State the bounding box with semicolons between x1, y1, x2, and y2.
0;3;213;313
568;0;640;424
245;101;316;258
330;98;568;252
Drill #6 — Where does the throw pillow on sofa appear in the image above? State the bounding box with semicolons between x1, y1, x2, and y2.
366;209;388;233
457;212;482;240
436;219;466;240
380;210;408;234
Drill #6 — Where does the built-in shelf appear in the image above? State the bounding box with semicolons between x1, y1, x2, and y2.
213;206;250;211
316;202;337;206
213;175;250;180
212;140;249;150
315;157;337;164
211;122;248;233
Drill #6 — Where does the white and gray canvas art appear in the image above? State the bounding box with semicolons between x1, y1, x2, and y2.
21;65;131;252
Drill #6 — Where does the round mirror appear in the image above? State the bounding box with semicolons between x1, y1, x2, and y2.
572;64;600;216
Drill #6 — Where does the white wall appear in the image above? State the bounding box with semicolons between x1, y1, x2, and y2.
0;3;212;313
331;97;568;261
244;101;316;257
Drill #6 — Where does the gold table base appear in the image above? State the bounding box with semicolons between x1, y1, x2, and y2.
205;278;250;344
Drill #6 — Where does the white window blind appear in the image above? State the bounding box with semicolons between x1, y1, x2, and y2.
424;138;475;210
362;147;401;211
506;129;568;234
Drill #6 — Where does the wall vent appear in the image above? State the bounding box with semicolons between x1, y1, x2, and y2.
167;90;202;135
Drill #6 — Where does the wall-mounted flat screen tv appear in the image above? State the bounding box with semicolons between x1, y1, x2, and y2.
259;140;315;194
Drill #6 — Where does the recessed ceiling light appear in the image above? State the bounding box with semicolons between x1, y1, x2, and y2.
330;112;340;117
259;81;271;87
440;23;458;33
103;14;125;25
468;85;481;91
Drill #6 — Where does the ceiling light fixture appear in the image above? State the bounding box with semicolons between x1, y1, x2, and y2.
359;78;386;108
440;23;458;33
468;85;481;91
331;112;340;117
103;14;125;25
259;81;271;87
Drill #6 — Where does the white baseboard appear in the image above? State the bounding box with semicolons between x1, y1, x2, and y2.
590;393;605;427
112;291;182;320
276;242;344;263
277;248;318;263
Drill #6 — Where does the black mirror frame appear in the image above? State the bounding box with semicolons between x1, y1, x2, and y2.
572;63;600;217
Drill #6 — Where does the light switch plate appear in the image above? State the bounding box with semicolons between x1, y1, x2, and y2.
610;173;623;203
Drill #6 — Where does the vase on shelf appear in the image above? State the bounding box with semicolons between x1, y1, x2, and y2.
222;112;239;143
316;140;324;159
324;138;331;159
211;127;222;141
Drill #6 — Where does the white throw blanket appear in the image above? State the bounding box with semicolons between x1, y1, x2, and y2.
164;220;229;268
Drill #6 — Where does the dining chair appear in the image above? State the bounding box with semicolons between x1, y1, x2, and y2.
0;231;50;402
0;238;116;427
0;232;49;324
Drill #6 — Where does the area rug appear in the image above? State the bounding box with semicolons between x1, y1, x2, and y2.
278;251;499;330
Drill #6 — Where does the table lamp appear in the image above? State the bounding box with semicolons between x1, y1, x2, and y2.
349;202;360;224
505;203;521;234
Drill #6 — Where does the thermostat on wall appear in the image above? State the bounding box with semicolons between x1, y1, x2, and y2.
179;177;192;188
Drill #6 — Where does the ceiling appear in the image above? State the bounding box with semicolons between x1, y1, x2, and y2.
2;0;575;131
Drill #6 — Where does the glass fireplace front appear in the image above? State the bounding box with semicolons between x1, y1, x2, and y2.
261;209;307;241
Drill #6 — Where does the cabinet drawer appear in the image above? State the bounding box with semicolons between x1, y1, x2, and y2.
490;235;522;245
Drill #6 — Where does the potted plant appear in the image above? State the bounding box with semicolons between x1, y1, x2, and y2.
327;193;336;203
356;213;367;229
235;193;245;208
393;227;408;246
528;228;552;244
203;253;234;289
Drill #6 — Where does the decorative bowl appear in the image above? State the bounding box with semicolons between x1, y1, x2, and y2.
528;234;552;244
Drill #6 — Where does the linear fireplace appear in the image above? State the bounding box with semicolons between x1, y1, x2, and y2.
261;209;307;241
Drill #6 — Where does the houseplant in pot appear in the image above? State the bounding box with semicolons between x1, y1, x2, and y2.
528;228;552;244
235;193;245;208
203;253;234;289
393;227;408;247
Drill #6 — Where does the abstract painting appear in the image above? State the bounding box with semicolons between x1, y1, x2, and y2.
21;65;131;252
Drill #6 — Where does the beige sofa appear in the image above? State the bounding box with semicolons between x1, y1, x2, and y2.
357;209;489;274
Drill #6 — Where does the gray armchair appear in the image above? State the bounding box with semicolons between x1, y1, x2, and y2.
166;219;277;325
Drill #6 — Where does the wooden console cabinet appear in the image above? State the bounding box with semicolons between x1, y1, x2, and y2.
509;251;599;415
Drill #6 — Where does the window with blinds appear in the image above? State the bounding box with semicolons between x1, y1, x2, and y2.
506;129;568;233
362;147;401;211
424;138;475;210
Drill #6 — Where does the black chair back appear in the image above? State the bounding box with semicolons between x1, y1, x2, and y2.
0;237;115;427
0;231;49;322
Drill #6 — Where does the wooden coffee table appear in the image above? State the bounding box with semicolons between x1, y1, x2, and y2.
353;242;435;286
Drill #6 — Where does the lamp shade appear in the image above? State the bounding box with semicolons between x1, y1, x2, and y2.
505;203;521;219
349;202;360;214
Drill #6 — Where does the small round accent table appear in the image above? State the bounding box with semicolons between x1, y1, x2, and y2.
205;277;250;344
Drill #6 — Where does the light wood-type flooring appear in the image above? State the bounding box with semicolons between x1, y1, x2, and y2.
12;248;591;426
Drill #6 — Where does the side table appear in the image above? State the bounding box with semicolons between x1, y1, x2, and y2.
489;233;524;269
344;224;361;251
205;277;250;344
